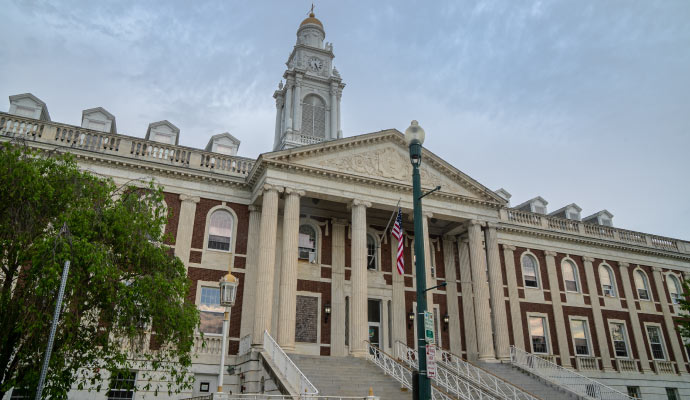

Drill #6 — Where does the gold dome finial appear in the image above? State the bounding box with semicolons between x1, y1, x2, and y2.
300;3;324;29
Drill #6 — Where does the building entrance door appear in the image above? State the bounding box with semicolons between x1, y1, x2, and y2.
368;299;382;349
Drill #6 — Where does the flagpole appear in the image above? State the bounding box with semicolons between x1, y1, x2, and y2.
382;199;401;236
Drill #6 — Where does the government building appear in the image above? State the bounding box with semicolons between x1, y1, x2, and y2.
2;11;689;400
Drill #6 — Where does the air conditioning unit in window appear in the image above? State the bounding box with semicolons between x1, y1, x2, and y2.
603;286;615;297
309;251;317;264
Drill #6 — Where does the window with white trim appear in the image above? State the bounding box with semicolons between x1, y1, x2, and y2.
599;264;616;297
107;371;137;400
610;322;630;358
627;386;641;399
521;254;540;288
298;224;317;262
570;319;591;356
634;270;651;300
199;287;223;334
562;259;580;292
646;325;666;360
207;209;233;251
667;274;682;305
366;233;378;270
529;316;548;354
666;387;680;400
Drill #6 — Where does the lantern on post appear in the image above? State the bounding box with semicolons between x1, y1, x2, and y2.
220;272;239;307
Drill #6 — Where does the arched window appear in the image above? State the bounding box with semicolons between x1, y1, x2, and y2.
301;95;326;138
599;264;616;297
562;259;580;292
634;270;651;300
667;275;682;305
207;210;233;251
299;224;317;262
366;233;378;270
521;254;540;288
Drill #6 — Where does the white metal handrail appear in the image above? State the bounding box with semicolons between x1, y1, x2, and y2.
365;342;454;400
262;330;318;396
396;341;539;400
210;395;372;400
394;341;499;400
510;346;633;400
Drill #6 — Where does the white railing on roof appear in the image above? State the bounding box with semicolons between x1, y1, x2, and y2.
548;217;579;233
395;341;539;400
507;210;542;227
510;346;633;400
262;330;318;396
0;112;255;178
365;342;453;400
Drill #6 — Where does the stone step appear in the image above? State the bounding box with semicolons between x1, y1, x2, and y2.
477;361;581;400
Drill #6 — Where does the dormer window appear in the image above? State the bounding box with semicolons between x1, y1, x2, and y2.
548;203;582;221
514;196;548;215
145;120;180;146
205;132;241;156
583;210;614;227
8;93;51;121
81;107;116;134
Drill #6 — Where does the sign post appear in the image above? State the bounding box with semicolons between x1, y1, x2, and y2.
426;344;436;379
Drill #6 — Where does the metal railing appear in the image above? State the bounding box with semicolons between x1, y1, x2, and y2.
394;341;500;400
510;346;633;400
365;341;454;400
209;395;374;400
262;330;318;396
396;341;540;400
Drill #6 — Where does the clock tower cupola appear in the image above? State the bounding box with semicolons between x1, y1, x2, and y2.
273;9;345;151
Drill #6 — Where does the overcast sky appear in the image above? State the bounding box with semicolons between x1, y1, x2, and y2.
2;0;689;239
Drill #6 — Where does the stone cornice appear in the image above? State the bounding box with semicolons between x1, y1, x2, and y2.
498;223;690;262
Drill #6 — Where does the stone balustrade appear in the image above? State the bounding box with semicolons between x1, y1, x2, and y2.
501;207;689;254
653;360;676;375
194;334;223;356
0;112;255;179
616;359;638;373
575;356;598;371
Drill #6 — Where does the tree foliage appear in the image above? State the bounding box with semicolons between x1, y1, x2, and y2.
678;280;690;342
0;143;199;398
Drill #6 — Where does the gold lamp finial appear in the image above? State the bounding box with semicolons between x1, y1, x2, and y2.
309;3;315;17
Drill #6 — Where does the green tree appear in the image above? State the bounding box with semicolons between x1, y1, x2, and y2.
0;143;199;398
678;280;690;345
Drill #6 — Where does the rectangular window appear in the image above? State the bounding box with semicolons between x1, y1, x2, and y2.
646;325;666;360
571;319;590;356
666;388;679;400
610;323;629;358
199;287;224;334
107;371;136;400
627;386;641;399
529;316;548;354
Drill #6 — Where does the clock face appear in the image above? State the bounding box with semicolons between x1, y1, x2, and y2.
308;57;323;72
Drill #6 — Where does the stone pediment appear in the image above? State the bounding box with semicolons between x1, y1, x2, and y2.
265;130;505;205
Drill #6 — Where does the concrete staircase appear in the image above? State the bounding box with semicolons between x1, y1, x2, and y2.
478;361;581;400
288;354;413;399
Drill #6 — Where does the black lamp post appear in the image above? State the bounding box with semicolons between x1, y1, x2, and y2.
405;120;431;400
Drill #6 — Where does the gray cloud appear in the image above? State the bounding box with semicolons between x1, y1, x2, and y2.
1;0;688;239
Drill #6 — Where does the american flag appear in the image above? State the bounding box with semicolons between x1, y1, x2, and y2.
391;207;404;275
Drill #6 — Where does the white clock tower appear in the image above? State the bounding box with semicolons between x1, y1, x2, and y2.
273;11;345;151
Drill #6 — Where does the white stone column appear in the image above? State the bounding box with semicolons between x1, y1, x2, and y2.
277;188;304;350
583;257;613;371
273;96;284;150
252;185;283;344
458;238;478;360
485;224;510;360
392;231;407;346
330;84;338;140
422;212;435;308
336;89;342;138
174;194;199;268
293;74;303;133
240;205;262;339
331;219;348;356
350;199;371;357
468;220;494;361
619;262;651;372
502;245;524;350
651;266;687;373
284;78;294;132
544;251;571;367
442;236;462;354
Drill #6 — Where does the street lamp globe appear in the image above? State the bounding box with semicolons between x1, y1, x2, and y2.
404;120;425;146
219;273;239;307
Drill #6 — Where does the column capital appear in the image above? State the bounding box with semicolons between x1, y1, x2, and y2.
651;266;663;273
583;256;595;263
443;235;457;243
485;221;499;229
262;184;284;194
423;211;434;219
502;244;516;252
544;250;558;258
469;219;485;227
351;199;371;208
619;262;630;269
248;205;261;213
331;218;349;226
179;194;200;203
284;187;306;197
